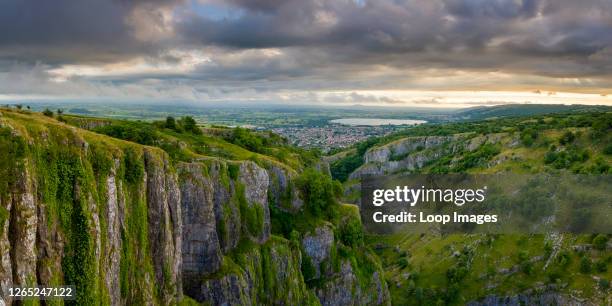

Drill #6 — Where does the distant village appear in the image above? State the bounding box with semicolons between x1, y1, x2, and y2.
270;124;402;152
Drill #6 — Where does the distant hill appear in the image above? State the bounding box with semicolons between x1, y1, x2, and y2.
454;104;612;120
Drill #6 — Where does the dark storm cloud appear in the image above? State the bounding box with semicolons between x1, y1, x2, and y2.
176;0;612;78
443;0;538;19
0;0;183;64
223;0;289;12
0;0;611;96
180;0;446;51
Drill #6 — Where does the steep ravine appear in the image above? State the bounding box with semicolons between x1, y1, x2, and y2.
0;110;390;305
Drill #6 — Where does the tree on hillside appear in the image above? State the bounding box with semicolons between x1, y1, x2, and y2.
559;131;575;145
593;234;608;250
296;168;342;217
165;116;177;130
230;127;263;152
180;116;201;134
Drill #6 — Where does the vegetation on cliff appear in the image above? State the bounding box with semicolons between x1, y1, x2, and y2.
0;107;390;306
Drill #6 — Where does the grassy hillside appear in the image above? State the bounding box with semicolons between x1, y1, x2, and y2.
56;113;321;172
333;110;612;304
369;233;611;305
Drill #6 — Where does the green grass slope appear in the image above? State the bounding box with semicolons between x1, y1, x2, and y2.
336;110;612;305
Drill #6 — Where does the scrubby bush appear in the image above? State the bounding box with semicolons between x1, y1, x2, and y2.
165;116;178;130
593;234;608;250
517;250;529;263
547;269;562;283
179;116;202;135
123;148;144;184
453;143;500;172
591;117;611;139
43;108;54;117
100;124;158;145
330;153;362;182
339;217;363;247
515;181;554;221
296;168;342;217
557;251;572;268
595;259;608;272
520;128;538;146
446;265;468;284
397;258;409;269
587;158;610;174
543;146;589;169
520;261;534;275
229;127;264;153
228;163;240;180
579;256;592;273
559;131;576;145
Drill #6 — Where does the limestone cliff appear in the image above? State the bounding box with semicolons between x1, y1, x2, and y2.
349;133;509;180
0;110;391;306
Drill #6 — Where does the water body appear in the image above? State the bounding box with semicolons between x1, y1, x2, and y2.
330;118;427;126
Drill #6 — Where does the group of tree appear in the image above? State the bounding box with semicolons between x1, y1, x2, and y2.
93;121;159;146
41;108;64;117
160;116;202;135
295;168;343;218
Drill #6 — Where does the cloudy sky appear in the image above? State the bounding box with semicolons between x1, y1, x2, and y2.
0;0;611;108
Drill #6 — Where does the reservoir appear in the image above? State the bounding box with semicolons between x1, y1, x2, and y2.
330;118;427;126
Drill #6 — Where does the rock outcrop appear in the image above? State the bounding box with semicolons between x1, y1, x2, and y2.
302;224;335;279
238;161;270;243
144;149;183;303
350;136;457;180
349;133;507;180
178;162;222;297
267;164;303;212
316;261;390;306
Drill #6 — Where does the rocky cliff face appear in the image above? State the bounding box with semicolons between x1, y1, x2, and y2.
301;220;391;306
302;224;335;280
0;116;183;305
349;133;509;180
0;110;390;306
350;136;458;180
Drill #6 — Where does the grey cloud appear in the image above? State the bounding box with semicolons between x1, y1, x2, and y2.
443;0;538;19
0;0;184;64
223;0;292;12
0;0;611;99
176;0;612;77
2;0;611;72
320;92;406;104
